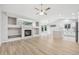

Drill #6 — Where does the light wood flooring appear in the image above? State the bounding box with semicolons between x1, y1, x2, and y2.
0;34;79;55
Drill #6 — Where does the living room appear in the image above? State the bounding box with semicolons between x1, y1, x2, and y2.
0;4;79;55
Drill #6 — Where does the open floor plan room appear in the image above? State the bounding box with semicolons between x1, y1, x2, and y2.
0;4;79;55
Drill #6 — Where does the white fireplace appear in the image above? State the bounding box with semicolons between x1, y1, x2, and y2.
22;25;33;38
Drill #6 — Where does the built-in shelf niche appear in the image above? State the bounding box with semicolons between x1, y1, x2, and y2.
36;22;39;26
8;17;17;25
8;16;22;39
34;22;39;35
35;28;39;34
33;28;39;35
8;28;22;39
23;21;32;26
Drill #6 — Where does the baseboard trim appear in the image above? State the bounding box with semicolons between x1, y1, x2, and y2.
1;38;22;44
0;42;2;46
1;35;40;44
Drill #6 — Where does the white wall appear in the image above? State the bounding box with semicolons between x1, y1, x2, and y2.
0;5;3;44
8;28;21;36
0;7;2;43
0;5;9;43
1;12;8;42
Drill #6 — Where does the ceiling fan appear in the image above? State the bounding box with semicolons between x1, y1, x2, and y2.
35;4;51;16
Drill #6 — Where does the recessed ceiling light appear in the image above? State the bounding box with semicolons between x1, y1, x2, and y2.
72;13;75;16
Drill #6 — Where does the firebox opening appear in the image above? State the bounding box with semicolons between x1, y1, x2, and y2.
24;30;31;36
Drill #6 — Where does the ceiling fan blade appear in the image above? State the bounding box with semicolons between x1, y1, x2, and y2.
45;7;51;11
35;8;39;11
36;12;39;15
44;12;47;15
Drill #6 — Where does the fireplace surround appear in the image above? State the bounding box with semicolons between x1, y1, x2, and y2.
24;30;31;36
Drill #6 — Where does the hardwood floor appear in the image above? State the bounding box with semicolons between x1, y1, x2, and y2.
0;34;79;55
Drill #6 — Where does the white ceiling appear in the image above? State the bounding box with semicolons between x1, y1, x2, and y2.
2;4;79;22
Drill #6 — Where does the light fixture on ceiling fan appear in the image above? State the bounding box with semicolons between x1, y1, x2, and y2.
35;4;51;16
